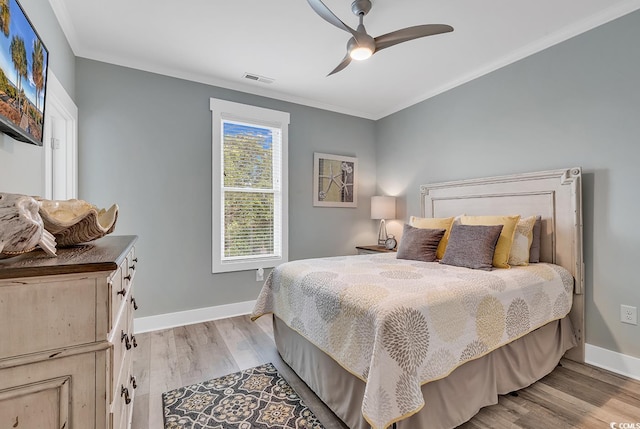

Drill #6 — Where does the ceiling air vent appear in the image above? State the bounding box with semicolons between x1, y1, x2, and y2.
242;73;274;84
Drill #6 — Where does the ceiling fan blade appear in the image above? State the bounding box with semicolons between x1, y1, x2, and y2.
307;0;359;38
374;24;453;52
327;53;352;76
307;0;362;40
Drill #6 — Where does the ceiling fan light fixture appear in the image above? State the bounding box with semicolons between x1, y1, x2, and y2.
350;46;373;61
347;35;375;61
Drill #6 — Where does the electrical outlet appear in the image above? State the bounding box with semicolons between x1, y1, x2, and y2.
620;305;638;325
256;268;264;282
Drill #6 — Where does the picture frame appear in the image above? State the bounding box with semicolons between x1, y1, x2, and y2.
313;152;358;207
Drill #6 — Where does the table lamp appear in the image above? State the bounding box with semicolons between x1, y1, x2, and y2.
371;196;396;245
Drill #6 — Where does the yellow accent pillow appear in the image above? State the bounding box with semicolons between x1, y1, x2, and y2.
460;215;521;268
508;215;537;266
409;216;455;260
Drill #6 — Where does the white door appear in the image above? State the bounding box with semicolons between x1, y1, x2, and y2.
43;72;78;200
49;105;67;199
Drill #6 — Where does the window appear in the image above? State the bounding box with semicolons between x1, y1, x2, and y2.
211;98;289;273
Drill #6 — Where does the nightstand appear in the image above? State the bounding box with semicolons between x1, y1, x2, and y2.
356;245;397;255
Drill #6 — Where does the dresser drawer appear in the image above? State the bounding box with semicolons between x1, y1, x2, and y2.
122;249;136;291
109;304;129;402
0;350;106;428
109;247;137;329
108;376;127;429
0;276;97;359
108;267;126;332
126;248;138;283
110;346;135;429
108;275;138;421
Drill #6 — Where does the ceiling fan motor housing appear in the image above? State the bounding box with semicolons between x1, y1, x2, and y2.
351;0;372;16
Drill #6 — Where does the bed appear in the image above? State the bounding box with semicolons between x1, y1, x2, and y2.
252;168;584;429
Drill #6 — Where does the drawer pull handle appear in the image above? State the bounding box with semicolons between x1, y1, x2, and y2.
130;264;136;271
117;288;126;297
130;375;137;389
124;274;132;281
131;334;138;348
133;257;138;263
121;386;131;404
121;331;131;350
131;297;139;310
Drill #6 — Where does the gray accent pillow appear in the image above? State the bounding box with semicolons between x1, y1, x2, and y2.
440;224;503;271
529;215;542;263
396;224;446;262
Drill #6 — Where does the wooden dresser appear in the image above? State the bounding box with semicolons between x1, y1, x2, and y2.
0;235;139;429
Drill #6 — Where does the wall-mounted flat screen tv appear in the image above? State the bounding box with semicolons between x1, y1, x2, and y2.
0;0;48;146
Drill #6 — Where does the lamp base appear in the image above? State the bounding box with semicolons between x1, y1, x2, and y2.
377;219;388;245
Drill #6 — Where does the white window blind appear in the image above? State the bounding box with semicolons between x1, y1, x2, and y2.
211;99;289;273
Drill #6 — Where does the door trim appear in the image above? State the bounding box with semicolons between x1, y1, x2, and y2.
43;72;78;199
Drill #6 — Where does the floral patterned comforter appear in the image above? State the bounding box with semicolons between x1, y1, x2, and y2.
251;253;574;429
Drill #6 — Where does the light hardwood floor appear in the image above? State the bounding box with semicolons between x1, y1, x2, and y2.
132;315;640;429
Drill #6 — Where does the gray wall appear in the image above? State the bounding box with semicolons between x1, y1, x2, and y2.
0;0;75;195
75;58;377;318
375;10;640;358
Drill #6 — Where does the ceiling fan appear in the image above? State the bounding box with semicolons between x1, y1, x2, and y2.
307;0;453;76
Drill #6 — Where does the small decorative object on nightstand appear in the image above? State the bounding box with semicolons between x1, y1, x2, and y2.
384;236;397;250
356;244;396;255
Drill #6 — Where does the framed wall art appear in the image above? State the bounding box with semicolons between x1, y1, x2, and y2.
313;152;358;208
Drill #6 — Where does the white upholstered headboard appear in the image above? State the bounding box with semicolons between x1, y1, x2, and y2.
419;167;584;361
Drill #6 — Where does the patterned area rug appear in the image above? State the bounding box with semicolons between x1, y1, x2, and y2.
162;363;325;429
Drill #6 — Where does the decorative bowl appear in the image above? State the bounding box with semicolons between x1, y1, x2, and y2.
38;198;119;247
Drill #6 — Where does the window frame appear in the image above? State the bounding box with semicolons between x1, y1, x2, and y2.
210;98;289;273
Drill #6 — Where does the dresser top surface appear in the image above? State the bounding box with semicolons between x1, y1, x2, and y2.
0;235;137;279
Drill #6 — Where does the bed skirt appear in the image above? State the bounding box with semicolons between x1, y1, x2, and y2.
274;315;577;429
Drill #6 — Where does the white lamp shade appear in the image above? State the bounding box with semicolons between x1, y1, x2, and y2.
371;196;396;220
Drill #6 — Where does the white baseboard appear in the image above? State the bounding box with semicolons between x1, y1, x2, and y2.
133;300;257;334
585;343;640;381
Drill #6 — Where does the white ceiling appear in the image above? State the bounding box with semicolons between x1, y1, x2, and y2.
48;0;640;120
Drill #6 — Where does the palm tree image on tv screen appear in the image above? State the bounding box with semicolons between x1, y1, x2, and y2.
0;0;48;146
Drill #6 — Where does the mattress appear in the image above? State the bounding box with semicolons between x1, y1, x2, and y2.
252;253;575;429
